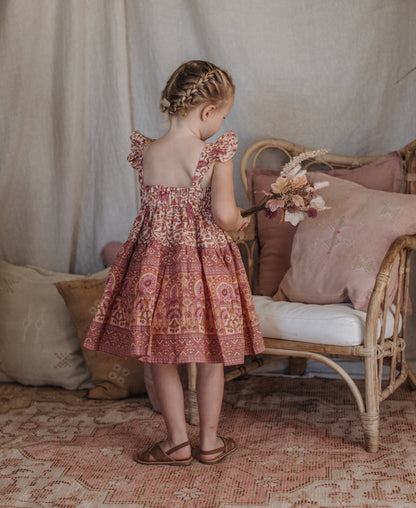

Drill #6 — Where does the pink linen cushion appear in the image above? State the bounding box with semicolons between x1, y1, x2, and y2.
274;172;416;311
101;241;123;267
247;151;403;297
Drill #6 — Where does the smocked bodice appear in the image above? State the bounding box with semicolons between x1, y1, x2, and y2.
126;130;238;248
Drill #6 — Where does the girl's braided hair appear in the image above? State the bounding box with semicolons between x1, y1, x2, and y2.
160;60;235;116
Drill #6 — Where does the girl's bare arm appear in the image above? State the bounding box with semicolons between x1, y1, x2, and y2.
210;159;250;232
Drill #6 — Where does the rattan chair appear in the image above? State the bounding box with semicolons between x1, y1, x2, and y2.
187;138;416;453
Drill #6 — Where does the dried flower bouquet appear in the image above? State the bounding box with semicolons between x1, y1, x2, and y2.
241;149;330;226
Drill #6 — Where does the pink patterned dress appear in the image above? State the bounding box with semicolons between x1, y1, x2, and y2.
84;130;264;365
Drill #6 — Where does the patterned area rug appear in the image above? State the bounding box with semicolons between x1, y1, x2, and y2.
1;375;416;508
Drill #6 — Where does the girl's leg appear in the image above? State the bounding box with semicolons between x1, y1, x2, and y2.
147;363;191;460
196;363;226;460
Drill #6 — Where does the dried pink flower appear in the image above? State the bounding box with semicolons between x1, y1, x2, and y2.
241;148;330;226
265;198;285;212
264;208;280;219
284;210;306;226
309;195;326;210
270;176;290;194
293;174;308;187
292;195;305;207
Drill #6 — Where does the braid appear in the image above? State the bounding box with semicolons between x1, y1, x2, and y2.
160;61;234;116
195;69;217;90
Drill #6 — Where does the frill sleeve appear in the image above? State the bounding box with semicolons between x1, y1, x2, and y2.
127;131;151;170
210;131;238;163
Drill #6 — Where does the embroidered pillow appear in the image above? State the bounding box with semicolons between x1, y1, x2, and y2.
0;260;107;389
247;151;404;296
274;173;416;311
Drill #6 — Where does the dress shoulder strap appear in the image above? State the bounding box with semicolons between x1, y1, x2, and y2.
208;131;238;163
192;131;238;187
127;130;153;187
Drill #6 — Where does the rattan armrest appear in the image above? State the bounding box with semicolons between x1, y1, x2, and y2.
365;234;416;349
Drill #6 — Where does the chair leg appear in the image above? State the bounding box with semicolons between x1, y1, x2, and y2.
186;363;199;425
362;354;380;453
406;363;416;389
360;412;379;453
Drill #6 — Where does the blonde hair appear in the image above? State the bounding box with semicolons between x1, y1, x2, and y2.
160;60;235;117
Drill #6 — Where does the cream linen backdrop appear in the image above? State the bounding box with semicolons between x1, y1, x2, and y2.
1;0;415;275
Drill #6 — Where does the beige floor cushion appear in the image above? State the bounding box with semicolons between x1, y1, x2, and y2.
0;259;108;389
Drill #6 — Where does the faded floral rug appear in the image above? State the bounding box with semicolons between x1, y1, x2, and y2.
1;375;416;508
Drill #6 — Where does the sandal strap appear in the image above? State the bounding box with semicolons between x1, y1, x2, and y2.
200;437;227;455
146;443;170;462
200;446;224;455
166;440;190;455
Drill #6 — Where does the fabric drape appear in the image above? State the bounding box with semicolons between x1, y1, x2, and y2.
1;0;415;274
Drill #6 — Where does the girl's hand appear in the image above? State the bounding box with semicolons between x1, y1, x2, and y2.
237;208;251;231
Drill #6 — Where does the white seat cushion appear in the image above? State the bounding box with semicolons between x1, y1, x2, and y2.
253;296;398;346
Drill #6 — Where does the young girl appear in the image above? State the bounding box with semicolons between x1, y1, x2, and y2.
84;60;264;466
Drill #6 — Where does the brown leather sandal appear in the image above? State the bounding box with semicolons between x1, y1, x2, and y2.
199;437;237;465
134;440;193;466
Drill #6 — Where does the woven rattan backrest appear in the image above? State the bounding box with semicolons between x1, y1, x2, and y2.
239;138;416;198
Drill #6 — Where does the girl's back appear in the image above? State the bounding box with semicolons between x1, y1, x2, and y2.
142;133;206;188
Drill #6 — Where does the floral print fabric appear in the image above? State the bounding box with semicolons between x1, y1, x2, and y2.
84;131;264;365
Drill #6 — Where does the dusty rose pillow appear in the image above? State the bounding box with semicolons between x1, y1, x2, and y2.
247;151;403;296
247;168;294;296
325;151;403;192
274;172;416;311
